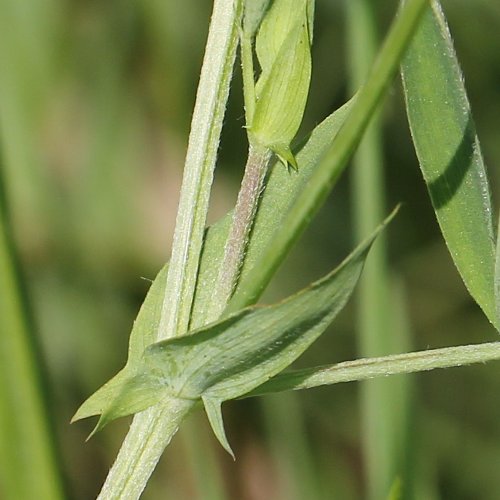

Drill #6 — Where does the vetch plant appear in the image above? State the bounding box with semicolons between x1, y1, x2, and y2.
69;0;500;498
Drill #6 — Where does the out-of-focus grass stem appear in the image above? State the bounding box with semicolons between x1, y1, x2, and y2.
0;162;65;499
347;1;412;498
262;392;321;500
179;414;228;500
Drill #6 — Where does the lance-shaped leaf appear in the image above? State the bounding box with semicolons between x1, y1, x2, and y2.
73;212;394;454
401;0;497;328
71;265;170;432
250;0;313;167
71;368;165;438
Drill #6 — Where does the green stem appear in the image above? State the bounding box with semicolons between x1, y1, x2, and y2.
157;0;243;342
98;1;242;497
241;33;256;126
246;341;500;397
97;398;194;500
227;0;430;313
212;145;272;317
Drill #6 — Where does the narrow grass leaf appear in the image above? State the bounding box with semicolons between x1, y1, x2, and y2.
387;478;403;500
0;173;64;499
0;272;65;499
347;1;412;498
401;0;496;328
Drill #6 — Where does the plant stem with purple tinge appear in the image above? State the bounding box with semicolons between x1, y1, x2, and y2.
213;145;272;317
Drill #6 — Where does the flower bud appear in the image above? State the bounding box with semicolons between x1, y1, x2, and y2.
249;0;313;169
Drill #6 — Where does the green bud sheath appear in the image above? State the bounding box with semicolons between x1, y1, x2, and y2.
242;0;271;38
249;0;313;168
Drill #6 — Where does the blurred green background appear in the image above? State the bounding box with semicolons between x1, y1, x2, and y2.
1;0;499;498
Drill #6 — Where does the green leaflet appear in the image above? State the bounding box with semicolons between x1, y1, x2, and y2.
250;0;313;167
73;100;354;436
72;264;171;433
75;211;395;456
71;369;165;438
401;0;497;328
71;268;170;434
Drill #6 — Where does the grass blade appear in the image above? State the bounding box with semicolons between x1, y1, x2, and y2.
347;1;412;498
0;166;64;499
179;414;229;500
261;392;322;500
401;0;496;328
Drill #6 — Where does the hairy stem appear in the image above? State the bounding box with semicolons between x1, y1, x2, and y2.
158;0;243;342
212;145;272;317
97;398;194;500
347;1;411;498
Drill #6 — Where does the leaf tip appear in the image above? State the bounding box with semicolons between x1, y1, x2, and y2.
71;401;99;424
85;416;108;442
202;396;235;459
273;144;298;171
